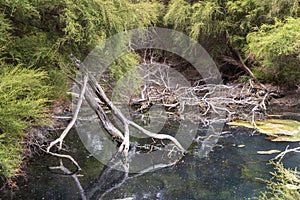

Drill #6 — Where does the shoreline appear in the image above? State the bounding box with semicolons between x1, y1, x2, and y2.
2;82;299;189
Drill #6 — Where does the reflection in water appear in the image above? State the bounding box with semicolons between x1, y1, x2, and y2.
3;122;300;200
48;160;87;200
86;149;182;199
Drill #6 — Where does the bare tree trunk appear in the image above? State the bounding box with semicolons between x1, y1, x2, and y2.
83;67;185;155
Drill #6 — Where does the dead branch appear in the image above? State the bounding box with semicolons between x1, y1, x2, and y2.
46;75;88;169
46;54;276;181
47;152;81;170
48;56;185;169
84;66;185;155
273;145;300;163
47;75;88;151
219;52;255;79
129;64;270;123
83;87;125;142
236;50;255;78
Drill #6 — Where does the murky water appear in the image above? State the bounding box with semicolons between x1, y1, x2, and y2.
2;116;300;200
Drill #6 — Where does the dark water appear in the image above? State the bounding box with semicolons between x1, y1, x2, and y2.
2;119;300;200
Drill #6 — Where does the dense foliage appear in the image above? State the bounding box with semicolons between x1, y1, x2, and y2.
0;1;299;195
164;0;300;86
247;17;300;86
0;65;50;177
0;0;162;179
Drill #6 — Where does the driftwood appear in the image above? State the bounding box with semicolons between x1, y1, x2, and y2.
46;60;185;170
46;75;88;170
120;63;278;126
273;145;300;163
84;68;185;155
46;54;280;174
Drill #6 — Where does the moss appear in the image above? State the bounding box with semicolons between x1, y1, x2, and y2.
227;119;300;142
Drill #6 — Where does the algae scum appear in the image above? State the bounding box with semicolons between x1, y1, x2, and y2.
228;119;300;142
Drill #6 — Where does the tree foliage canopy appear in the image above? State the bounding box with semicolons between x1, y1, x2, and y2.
164;0;300;86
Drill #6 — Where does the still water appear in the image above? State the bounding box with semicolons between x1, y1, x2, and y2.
2;117;300;200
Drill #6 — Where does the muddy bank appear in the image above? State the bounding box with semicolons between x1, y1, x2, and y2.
268;89;300;121
269;90;300;110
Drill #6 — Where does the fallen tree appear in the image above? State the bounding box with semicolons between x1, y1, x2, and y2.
46;55;280;171
46;59;185;170
119;62;279;124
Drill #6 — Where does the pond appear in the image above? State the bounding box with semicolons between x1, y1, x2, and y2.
2;114;300;200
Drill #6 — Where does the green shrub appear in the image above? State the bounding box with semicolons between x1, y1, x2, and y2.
257;162;300;200
0;0;164;180
247;17;300;87
110;53;140;80
0;64;51;178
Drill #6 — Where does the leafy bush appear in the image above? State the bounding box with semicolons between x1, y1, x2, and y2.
164;0;300;85
258;162;300;200
247;17;300;87
0;0;164;180
0;64;50;178
0;0;163;87
110;53;141;80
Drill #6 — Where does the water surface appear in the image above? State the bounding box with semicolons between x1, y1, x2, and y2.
2;117;300;200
